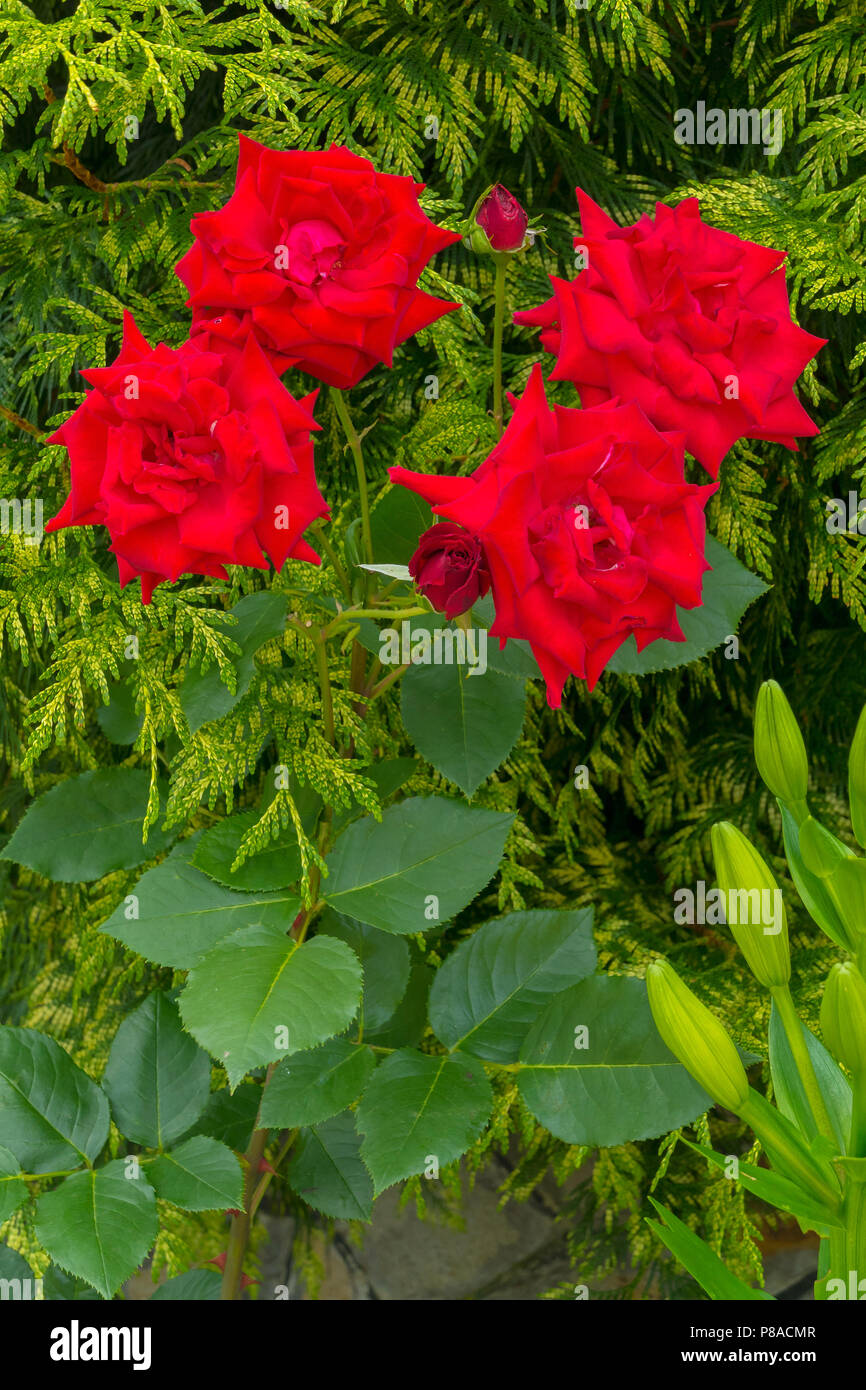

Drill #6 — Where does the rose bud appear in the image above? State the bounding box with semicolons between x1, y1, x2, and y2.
408;522;491;620
646;958;750;1114
467;184;529;254
710;822;790;989
754;680;809;818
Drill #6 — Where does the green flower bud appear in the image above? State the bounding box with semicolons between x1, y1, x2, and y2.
849;704;866;850
754;680;809;816
710;822;790;988
821;962;866;1079
646;958;750;1113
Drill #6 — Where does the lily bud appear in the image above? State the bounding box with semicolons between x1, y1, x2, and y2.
754;680;809;815
849;704;866;850
710;823;790;988
821;962;866;1079
646;958;750;1113
466;184;530;254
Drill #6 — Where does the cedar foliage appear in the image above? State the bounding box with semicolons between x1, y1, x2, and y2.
0;0;864;1297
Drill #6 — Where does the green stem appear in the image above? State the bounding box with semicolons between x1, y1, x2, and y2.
851;1078;866;1156
311;521;352;601
221;1067;276;1301
844;1170;866;1292
311;627;335;746
492;255;508;435
771;985;838;1145
332;387;374;572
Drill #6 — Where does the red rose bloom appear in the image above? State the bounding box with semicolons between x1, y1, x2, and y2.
390;365;716;706
514;191;826;477
175;137;463;390
45;312;327;603
408;521;491;619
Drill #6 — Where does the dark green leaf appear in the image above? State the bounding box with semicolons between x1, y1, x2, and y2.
259;1039;376;1130
102;992;211;1149
0;1027;109;1173
147;1137;243;1212
287;1111;374;1222
35;1162;158;1301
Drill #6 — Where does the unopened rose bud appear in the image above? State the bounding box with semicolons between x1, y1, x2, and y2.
711;822;790;988
646;958;750;1113
468;184;529;254
408;522;491;620
821;962;866;1080
754;680;809;815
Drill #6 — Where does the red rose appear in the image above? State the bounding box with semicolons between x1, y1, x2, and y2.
390;364;716;706
45;312;327;603
514;191;826;477
175;136;463;390
408;521;491;619
475;184;529;252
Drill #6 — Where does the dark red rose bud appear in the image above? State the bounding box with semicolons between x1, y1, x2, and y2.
409;522;491;620
475;184;529;252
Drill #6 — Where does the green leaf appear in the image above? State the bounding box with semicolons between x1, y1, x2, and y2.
259;1039;376;1130
469;595;540;679
684;1140;842;1236
35;1161;158;1301
187;1084;261;1153
0;1027;109;1173
323;796;513;934
607;537;769;676
429;908;597;1062
287;1111;374;1222
769;1002;852;1151
316;909;410;1032
517;976;711;1146
96;680;144;745
358;562;412;581
150;1268;222;1300
100;856;301;969
180;592;288;734
1;769;175;882
400;661;527;797
191;811;302;893
0;1145;27;1224
102;992;211;1149
780;804;854;951
180;925;363;1088
369;484;433;565
356;1048;493;1194
364;955;432;1050
0;1244;37;1291
146;1137;243;1212
646;1198;774;1301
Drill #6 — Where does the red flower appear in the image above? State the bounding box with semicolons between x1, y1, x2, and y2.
514;191;826;477
408;521;491;619
390;365;716;706
475;184;529;252
45;312;327;603
175;137;462;390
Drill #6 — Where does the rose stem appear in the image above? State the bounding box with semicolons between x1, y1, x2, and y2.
331;387;374;574
492;255;508;436
221;1063;278;1300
